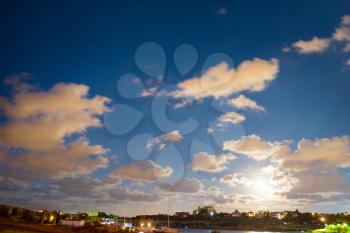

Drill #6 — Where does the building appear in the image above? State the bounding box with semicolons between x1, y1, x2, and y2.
174;212;190;218
61;219;85;227
232;210;241;217
87;211;107;217
193;206;217;217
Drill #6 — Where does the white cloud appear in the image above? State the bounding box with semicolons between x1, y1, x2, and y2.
111;160;173;182
171;58;279;103
333;27;350;42
217;112;245;127
0;77;111;179
292;37;331;54
346;59;350;66
147;130;183;150
158;178;203;193
341;15;350;25
223;134;286;160
227;95;265;112
274;136;350;172
288;15;350;56
333;15;350;42
220;173;253;187
0;79;110;151
191;152;236;172
207;127;214;134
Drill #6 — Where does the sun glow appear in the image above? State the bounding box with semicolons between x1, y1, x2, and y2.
253;178;275;196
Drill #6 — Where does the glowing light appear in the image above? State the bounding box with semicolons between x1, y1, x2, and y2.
147;222;151;228
319;217;326;223
141;222;144;227
252;178;274;196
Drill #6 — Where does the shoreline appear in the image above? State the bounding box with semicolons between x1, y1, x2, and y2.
178;226;316;232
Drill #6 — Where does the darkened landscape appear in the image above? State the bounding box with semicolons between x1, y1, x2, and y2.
1;204;350;232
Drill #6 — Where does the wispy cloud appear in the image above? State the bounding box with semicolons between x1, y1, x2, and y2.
215;7;227;16
227;95;266;112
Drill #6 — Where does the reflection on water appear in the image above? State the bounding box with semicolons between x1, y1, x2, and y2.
178;228;288;233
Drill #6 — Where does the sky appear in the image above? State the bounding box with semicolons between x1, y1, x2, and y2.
1;0;350;216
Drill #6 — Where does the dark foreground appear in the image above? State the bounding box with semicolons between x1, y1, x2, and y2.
0;220;125;233
0;220;316;233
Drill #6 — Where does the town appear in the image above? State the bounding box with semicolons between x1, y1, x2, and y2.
1;204;350;232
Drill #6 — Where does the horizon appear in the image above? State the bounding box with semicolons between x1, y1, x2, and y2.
1;0;350;217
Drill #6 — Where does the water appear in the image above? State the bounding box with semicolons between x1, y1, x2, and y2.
178;228;291;233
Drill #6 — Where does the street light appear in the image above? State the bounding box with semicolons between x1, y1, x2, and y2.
319;217;326;223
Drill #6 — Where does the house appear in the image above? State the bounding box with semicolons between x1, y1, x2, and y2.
174;212;190;218
61;219;85;227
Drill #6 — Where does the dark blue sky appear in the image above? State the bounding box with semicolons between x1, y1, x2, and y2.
2;0;350;140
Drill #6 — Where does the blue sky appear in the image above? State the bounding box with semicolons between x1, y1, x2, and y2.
1;0;350;215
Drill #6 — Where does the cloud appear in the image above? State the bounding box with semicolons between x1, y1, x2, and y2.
111;160;173;182
223;134;286;160
333;15;350;42
207;127;214;134
215;7;227;15
260;165;297;193
274;136;350;172
217;112;245;127
334;27;350;42
0;176;27;192
147;130;183;150
341;15;350;25
170;58;279;104
51;176;121;197
0;77;111;179
227;95;265;112
286;171;350;196
220;173;253;187
0;139;109;179
292;37;331;54
205;187;259;205
288;15;350;56
282;47;291;53
109;187;163;203
347;59;350;66
344;43;350;52
254;135;350;204
0;80;110;151
158;178;203;193
191;152;236;172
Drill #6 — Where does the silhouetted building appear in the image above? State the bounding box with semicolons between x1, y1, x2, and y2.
175;212;190;218
193;205;216;217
